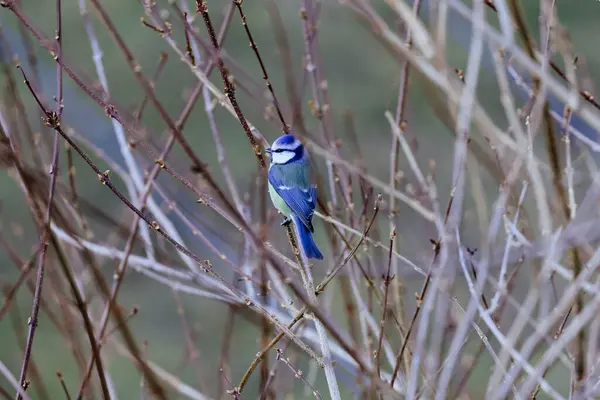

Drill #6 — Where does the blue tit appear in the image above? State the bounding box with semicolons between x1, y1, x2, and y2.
266;134;323;260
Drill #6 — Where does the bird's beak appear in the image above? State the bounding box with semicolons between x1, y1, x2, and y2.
265;148;272;155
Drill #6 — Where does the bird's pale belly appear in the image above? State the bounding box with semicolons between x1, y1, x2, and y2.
268;181;292;217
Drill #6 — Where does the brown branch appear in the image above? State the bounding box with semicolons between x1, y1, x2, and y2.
13;4;63;389
275;349;322;399
233;0;288;133
56;373;72;400
0;246;41;322
265;0;308;136
376;229;396;378
7;299;50;400
16;66;163;400
196;0;267;169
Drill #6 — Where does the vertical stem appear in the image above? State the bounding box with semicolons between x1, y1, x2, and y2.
284;224;341;400
14;0;64;395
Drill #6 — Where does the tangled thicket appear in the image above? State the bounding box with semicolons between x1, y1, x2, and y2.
1;0;600;399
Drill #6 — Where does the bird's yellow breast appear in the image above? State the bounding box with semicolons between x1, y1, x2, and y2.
268;180;292;217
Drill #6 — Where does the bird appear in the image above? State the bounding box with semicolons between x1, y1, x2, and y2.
266;134;323;260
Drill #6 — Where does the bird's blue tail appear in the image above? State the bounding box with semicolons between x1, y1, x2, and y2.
292;215;323;260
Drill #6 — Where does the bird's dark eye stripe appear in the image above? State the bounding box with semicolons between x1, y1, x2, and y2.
274;149;285;153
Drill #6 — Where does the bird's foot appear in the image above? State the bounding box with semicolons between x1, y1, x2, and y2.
280;217;292;226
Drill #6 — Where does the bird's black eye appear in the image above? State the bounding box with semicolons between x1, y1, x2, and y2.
274;149;284;153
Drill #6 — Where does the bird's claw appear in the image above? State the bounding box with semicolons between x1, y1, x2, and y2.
280;217;292;226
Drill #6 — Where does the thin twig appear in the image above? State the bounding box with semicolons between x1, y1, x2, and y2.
0;247;41;321
14;0;64;389
196;0;267;169
275;349;322;399
233;0;288;133
390;198;453;387
375;228;396;378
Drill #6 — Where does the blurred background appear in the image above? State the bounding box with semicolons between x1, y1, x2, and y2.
1;0;599;398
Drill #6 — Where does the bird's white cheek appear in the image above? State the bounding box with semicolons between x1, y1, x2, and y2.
272;151;295;164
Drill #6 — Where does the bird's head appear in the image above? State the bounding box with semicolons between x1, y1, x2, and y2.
266;134;305;165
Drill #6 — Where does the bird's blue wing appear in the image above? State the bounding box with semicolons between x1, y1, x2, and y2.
268;164;316;232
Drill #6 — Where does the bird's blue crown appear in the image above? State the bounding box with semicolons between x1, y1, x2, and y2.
268;134;304;164
273;134;302;149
